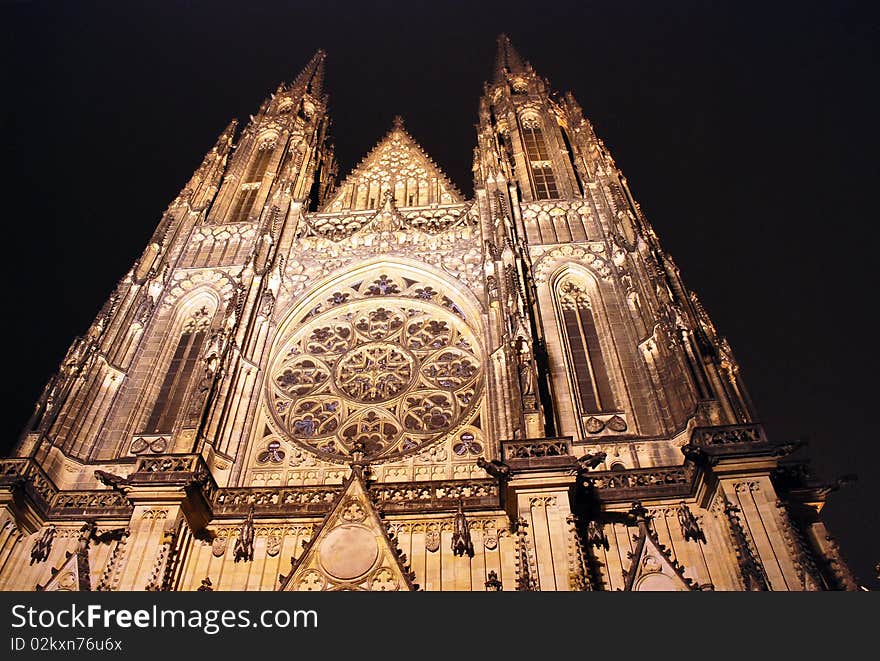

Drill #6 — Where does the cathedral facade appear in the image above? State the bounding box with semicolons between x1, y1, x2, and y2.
0;38;857;591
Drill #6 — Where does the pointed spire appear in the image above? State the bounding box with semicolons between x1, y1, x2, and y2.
493;33;528;83
290;49;326;96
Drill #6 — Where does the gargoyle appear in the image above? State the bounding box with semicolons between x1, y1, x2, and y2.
94;470;130;496
577;451;607;471
476;457;510;481
772;440;806;457
77;519;128;550
815;474;857;498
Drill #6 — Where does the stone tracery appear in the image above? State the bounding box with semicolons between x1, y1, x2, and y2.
268;292;482;462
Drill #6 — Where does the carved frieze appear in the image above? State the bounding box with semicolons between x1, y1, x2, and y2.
531;244;613;282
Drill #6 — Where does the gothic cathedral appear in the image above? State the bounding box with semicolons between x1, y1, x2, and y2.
0;38;857;591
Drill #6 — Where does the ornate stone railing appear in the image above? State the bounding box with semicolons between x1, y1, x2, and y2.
0;457;58;508
583;464;696;502
211;478;501;516
501;437;575;471
213;486;340;516
2;455;500;520
132;454;203;474
129;453;218;504
52;490;132;517
0;458;130;518
691;423;767;448
502;437;572;460
0;458;30;479
369;478;500;513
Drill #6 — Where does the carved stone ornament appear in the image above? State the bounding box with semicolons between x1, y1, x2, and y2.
606;415;627;432
30;525;57;565
451;501;475;558
476;456;510;481
197;577;213;591
57;572;77;590
267;533;282;557
267;296;482;462
484;534;498;550
585;416;605;434
370;567;399;591
130;436;169;454
425;531;440;553
586;520;609;550
296;569;326;591
642;554;662;574
485;570;502;591
233;507;255;563
677;502;706;543
340;499;367;523
212;535;227;558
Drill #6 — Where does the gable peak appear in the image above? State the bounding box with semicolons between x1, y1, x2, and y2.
279;469;418;591
320;118;463;213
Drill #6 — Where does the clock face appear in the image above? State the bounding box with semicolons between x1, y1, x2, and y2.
267;290;482;463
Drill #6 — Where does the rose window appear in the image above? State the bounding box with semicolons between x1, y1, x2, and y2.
268;300;482;461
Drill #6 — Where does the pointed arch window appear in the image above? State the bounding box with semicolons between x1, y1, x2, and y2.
521;116;559;200
229;142;274;223
143;307;211;433
556;279;616;413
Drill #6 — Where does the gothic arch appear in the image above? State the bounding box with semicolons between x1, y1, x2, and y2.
162;269;237;309
258;260;486;466
542;263;635;439
276;257;486;328
128;288;221;450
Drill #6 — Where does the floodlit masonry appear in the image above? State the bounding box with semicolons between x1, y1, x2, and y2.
0;37;857;591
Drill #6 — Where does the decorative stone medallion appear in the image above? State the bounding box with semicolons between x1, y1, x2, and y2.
318;525;379;581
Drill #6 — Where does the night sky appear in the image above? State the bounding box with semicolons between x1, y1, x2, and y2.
4;1;878;589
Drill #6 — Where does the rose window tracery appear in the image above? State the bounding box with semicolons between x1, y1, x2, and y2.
269;298;482;462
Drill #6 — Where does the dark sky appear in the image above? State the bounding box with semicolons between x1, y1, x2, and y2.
3;0;878;589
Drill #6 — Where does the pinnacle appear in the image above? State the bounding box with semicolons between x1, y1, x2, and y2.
493;33;528;83
290;49;327;96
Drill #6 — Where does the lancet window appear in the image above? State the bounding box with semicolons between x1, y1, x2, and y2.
555;278;616;413
521;116;559;200
143;307;211;433
229;141;275;223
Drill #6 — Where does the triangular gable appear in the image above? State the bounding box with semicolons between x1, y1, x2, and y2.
322;118;463;213
623;520;698;592
279;469;417;591
36;549;91;592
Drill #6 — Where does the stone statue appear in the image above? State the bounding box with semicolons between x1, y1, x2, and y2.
485;570;502;591
677;502;705;543
451;500;474;558
233;506;255;562
586;520;609;550
30;525;56;564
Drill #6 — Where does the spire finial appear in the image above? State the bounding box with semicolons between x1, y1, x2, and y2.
493;33;527;83
290;49;327;96
392;115;405;130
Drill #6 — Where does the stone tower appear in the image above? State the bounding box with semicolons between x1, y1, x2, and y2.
0;39;856;591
